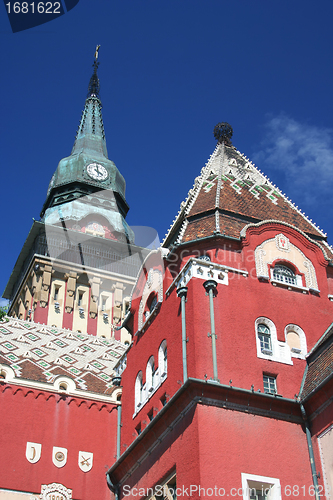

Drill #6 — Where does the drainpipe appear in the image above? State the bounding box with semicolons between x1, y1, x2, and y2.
106;473;119;500
117;404;122;460
300;403;320;500
112;376;122;460
177;287;188;383
203;280;219;382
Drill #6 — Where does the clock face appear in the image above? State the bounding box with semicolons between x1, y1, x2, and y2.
86;163;108;181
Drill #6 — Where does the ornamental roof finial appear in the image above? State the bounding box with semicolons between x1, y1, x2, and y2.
213;122;233;146
87;45;101;98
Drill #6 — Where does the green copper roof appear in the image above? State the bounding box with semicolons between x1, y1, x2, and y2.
41;57;130;229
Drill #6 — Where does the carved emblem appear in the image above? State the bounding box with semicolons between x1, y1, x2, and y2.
26;442;42;464
78;451;93;472
52;447;67;468
40;482;72;500
275;233;290;252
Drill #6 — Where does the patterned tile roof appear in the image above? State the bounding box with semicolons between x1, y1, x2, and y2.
0;318;126;398
163;142;331;255
300;323;333;400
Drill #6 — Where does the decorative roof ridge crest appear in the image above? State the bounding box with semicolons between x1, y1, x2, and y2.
229;147;326;237
162;143;221;245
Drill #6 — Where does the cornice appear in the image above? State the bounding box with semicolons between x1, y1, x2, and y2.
0;380;119;411
107;378;301;485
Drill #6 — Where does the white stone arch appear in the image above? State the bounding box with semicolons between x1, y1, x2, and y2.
135;370;143;409
255;317;278;360
138;269;163;330
284;324;307;358
53;376;76;394
254;233;318;290
158;339;167;377
0;364;15;382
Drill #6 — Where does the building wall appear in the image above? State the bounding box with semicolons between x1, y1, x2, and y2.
121;225;333;448
0;383;118;500
116;404;314;500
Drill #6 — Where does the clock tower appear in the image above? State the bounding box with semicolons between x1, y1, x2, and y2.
3;53;149;340
40;56;134;244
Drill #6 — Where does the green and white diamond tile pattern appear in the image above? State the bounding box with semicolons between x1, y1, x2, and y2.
0;319;126;394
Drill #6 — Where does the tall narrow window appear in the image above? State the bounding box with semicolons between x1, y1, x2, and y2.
263;375;277;395
146;356;155;392
54;287;59;301
149;294;157;313
257;324;272;355
159;340;167;377
151;361;156;387
135;371;143;408
101;297;107;311
273;264;296;285
78;292;83;306
164;347;167;372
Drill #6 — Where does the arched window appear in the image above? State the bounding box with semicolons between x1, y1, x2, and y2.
135;371;143;408
159;340;167;377
286;331;301;352
285;324;307;358
146;356;155;392
149;294;157;313
257;324;272;355
143;293;158;321
273;264;296;285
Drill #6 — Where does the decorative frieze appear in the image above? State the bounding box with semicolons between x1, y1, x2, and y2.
40;483;72;500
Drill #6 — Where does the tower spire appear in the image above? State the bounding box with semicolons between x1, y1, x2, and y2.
71;45;107;158
88;45;101;98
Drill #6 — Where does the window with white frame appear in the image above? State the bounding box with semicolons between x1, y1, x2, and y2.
134;348;168;416
146;473;177;500
257;324;272;355
255;318;292;365
273;264;297;285
158;340;167;377
135;371;143;408
146;356;155;392
263;374;277;395
241;473;281;500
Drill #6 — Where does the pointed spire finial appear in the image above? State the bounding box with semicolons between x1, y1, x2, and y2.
87;45;101;98
213;122;233;146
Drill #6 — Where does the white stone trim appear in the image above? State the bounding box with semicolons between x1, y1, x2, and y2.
133;352;167;417
318;424;333;500
241;473;282;500
255;234;319;291
166;258;248;296
138;269;163;330
0;363;118;404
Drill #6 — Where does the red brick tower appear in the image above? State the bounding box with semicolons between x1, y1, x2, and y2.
107;123;333;500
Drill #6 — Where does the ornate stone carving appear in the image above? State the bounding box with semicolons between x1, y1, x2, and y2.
40;483;72;500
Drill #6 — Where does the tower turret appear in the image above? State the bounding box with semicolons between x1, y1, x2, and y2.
40;49;133;243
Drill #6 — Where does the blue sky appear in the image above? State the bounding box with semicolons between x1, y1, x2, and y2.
1;0;333;303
